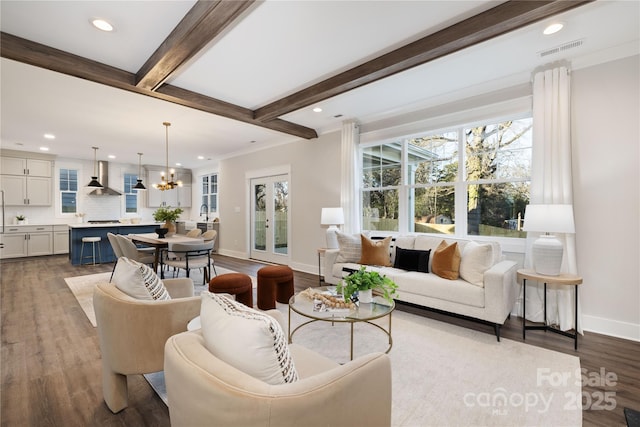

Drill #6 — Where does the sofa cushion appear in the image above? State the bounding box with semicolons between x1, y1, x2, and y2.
398;272;485;308
360;235;392;266
431;240;461;280
200;291;299;385
112;257;170;300
335;232;362;263
459;241;493;287
393;247;430;273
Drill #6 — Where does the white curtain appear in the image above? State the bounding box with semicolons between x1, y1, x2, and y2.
522;65;582;333
341;120;360;234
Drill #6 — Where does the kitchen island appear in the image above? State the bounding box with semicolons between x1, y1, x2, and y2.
68;222;160;265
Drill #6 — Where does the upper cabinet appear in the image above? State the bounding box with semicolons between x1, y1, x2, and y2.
0;154;53;206
145;167;192;208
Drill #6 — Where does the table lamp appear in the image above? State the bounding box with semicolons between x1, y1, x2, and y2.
523;204;575;276
321;207;344;249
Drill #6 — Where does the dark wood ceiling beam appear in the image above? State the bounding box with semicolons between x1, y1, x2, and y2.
254;0;593;122
136;0;256;91
0;32;317;140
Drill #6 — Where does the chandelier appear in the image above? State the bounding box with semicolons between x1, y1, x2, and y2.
153;122;182;191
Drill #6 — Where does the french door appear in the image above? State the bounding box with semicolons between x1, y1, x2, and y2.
250;174;289;264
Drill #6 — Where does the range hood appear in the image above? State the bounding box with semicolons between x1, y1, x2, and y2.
88;161;122;196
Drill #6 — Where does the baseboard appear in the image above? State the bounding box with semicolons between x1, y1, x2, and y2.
216;250;317;277
582;314;640;342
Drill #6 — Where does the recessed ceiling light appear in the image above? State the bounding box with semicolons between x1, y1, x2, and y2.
175;162;182;167
39;147;49;151
197;155;204;160
543;22;564;35
91;18;114;32
312;107;323;113
108;155;116;159
43;133;55;139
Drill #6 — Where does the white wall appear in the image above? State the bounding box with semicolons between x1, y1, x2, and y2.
216;55;640;341
571;54;640;340
216;131;341;273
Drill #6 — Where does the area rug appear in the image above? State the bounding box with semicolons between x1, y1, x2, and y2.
65;273;582;426
63;266;252;327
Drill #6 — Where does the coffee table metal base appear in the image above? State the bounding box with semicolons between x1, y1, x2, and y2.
288;306;393;361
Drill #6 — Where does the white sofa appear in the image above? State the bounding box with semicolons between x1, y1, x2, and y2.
324;235;519;340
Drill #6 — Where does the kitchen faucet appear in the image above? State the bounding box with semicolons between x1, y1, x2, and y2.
200;204;209;222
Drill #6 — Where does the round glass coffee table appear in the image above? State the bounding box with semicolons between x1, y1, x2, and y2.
288;286;395;360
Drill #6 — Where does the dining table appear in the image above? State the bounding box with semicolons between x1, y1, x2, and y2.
128;232;204;277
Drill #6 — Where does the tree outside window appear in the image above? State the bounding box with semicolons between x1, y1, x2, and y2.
60;168;78;213
361;116;532;238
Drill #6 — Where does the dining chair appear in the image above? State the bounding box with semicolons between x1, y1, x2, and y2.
185;228;202;238
107;232;124;281
116;234;155;267
162;240;216;285
201;229;217;241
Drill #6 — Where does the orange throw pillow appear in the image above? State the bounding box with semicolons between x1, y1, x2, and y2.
359;235;392;266
431;240;461;280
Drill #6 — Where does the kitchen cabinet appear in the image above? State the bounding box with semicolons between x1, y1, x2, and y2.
0;225;53;259
0;156;52;206
53;225;70;254
1;157;52;177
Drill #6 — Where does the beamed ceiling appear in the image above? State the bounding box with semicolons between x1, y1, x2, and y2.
1;0;638;168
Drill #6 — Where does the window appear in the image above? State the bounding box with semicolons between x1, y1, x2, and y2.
124;173;138;213
201;174;218;215
361;116;532;239
59;168;78;213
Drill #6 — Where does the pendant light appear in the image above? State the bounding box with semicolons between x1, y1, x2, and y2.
86;146;103;188
152;122;182;191
133;152;146;190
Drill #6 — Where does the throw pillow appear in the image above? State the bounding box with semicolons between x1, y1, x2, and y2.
112;257;171;300
359;235;392;266
393;247;431;273
200;291;299;385
335;232;362;263
459;241;493;287
431;240;461;280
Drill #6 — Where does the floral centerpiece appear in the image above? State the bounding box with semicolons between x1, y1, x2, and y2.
152;206;183;236
337;266;398;304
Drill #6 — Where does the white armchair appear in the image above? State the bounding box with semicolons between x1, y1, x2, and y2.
164;324;392;427
93;278;200;413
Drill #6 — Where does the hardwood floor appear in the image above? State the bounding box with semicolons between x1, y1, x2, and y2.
1;254;638;426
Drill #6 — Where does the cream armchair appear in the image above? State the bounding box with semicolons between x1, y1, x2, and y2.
164;325;392;427
93;279;200;413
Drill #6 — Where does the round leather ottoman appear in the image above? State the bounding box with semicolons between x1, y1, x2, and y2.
209;273;253;307
257;265;294;310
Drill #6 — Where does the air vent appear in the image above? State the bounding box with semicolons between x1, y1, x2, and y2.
539;38;584;58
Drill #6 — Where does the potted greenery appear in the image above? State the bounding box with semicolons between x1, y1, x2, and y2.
152;206;184;236
337;266;398;304
15;215;26;225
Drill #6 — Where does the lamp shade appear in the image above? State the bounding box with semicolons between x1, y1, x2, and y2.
522;204;575;234
321;208;344;226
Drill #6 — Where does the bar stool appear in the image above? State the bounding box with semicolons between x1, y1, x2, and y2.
80;236;102;265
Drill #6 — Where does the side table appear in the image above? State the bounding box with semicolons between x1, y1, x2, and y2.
317;248;327;286
518;268;583;350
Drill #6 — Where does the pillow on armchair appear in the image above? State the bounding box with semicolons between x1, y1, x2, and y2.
112;257;170;300
200;291;298;385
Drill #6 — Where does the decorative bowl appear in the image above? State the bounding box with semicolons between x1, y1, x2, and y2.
155;227;169;239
